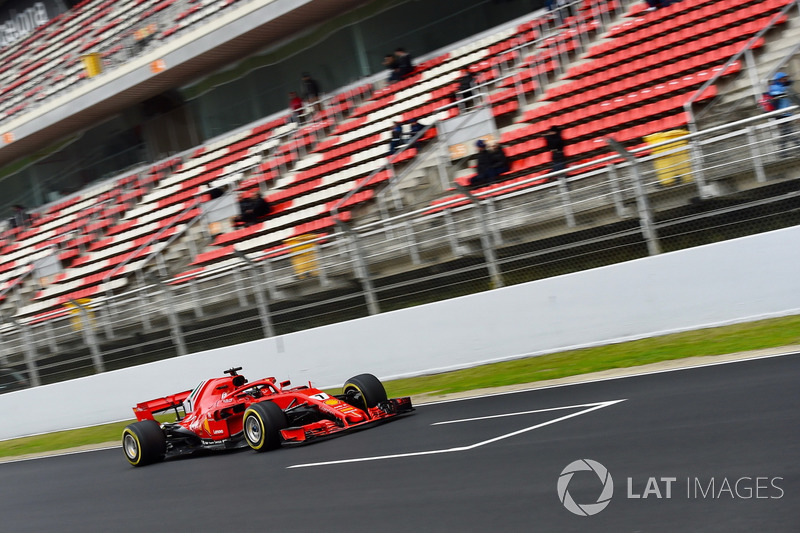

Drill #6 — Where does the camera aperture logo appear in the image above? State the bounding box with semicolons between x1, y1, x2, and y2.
557;459;614;516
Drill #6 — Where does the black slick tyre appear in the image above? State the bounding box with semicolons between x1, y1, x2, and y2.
243;401;288;452
122;420;166;467
343;373;387;412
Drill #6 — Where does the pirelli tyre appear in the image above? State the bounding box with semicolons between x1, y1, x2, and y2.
122;420;166;467
343;373;388;412
243;401;288;452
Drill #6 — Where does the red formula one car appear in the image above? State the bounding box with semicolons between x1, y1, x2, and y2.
122;368;413;466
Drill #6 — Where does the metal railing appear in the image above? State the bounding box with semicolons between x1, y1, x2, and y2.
685;0;800;131
3;110;798;389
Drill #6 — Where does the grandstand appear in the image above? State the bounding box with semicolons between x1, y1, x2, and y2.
0;0;799;388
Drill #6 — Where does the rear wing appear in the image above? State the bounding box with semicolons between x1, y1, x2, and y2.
133;390;193;421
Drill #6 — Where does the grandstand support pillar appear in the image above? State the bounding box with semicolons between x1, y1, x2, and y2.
436;148;451;192
68;299;105;374
688;140;709;199
747;126;767;183
101;298;116;340
159;284;188;357
556;173;577;228
607;164;628;217
44;319;58;354
232;267;250;308
744;48;762;106
351;24;371;78
17;322;41;387
188;279;205;319
606;139;661;256
453;184;504;289
314;243;330;288
486;198;503;246
261;257;282;298
443;210;461;257
335;221;379;316
403;221;421;265
139;286;154;333
234;250;274;339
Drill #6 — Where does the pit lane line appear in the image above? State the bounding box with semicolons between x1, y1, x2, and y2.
286;399;626;469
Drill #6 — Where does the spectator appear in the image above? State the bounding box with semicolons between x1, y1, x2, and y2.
206;182;229;200
235;191;271;226
289;91;303;123
490;142;510;177
9;204;31;229
644;0;670;11
544;124;568;175
456;69;476;110
394;48;414;79
388;118;405;156
768;72;800;153
301;73;322;114
469;140;497;188
408;118;425;150
384;53;399;83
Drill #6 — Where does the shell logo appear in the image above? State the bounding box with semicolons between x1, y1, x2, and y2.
324;399;340;406
150;59;166;73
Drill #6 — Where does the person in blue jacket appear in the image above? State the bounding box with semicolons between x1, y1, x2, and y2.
768;72;799;152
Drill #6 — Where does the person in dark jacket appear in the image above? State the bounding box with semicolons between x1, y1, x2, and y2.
302;73;322;114
456;69;476;110
469;140;497;187
408;118;425;150
9;204;31;229
490;142;510;176
388;118;405;155
544;124;567;174
394;48;413;79
235;191;271;226
384;53;398;82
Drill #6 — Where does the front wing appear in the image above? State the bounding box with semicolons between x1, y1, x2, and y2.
280;396;413;444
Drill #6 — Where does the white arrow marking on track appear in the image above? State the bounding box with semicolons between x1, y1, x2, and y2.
287;399;626;469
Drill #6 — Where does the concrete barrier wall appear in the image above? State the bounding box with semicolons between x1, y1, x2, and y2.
3;225;800;440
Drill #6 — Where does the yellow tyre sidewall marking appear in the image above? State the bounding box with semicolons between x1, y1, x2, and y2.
244;409;266;450
345;383;368;412
122;428;142;466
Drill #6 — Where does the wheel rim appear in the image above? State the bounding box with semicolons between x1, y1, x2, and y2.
345;385;366;409
245;415;262;444
123;433;139;460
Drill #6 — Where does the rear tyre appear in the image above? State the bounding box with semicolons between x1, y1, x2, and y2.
243;401;288;452
122;420;166;467
343;373;387;412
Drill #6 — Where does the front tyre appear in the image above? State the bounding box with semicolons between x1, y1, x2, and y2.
343;373;388;412
122;420;166;467
243;401;288;452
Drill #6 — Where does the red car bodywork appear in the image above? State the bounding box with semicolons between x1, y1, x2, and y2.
132;371;412;453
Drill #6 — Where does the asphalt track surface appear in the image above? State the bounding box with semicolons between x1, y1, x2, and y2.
1;354;799;532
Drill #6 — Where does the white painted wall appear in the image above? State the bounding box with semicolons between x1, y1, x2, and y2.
3;225;800;440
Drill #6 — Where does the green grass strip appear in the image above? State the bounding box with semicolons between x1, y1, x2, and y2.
2;315;799;459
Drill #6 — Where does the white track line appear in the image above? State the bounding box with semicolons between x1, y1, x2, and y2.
431;402;618;425
287;399;625;469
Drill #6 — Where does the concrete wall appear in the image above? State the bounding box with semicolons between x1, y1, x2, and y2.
3;225;800;440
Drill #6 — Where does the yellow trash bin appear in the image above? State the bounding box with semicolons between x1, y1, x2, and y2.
644;129;693;186
81;53;103;78
284;234;319;279
65;298;95;332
